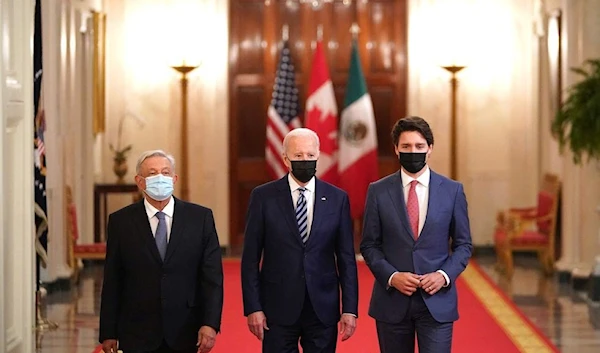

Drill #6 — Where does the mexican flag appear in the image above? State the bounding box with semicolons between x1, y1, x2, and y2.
305;40;339;185
338;40;378;219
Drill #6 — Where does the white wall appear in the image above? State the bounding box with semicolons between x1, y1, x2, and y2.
0;0;35;351
408;0;540;245
103;0;230;245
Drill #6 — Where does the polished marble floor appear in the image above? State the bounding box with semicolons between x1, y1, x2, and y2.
36;255;600;353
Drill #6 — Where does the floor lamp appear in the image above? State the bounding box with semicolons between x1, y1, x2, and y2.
171;64;198;201
441;65;465;181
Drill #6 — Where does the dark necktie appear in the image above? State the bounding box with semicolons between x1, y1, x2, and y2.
155;211;168;260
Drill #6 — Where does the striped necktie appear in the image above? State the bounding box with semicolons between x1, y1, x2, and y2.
296;187;308;243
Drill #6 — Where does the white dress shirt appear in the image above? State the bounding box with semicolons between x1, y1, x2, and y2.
400;167;430;237
388;167;450;288
144;196;175;241
288;174;315;238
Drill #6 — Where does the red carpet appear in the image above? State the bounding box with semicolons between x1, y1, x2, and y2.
94;260;558;353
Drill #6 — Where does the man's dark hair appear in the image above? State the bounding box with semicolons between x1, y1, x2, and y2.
390;116;434;147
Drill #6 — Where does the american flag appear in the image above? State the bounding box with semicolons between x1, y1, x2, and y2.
34;0;49;270
265;41;302;180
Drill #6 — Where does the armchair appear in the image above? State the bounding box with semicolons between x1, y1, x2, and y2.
66;186;106;282
493;174;560;276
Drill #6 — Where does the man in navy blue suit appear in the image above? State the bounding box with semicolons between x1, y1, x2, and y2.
241;128;359;353
361;116;473;353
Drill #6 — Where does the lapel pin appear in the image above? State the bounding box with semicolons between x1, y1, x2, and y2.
321;197;327;201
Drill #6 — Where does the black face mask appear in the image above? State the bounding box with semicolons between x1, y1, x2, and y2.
398;152;427;174
290;160;317;183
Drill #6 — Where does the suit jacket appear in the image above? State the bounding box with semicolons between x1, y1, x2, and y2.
241;176;359;326
360;170;472;324
99;198;224;351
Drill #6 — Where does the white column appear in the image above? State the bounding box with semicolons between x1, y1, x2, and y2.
39;0;72;283
72;2;98;245
555;0;600;276
537;0;563;179
577;0;600;275
0;0;36;351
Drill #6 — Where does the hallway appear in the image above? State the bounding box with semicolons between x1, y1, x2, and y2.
36;254;600;353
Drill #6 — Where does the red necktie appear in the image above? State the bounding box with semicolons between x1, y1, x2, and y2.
407;180;419;239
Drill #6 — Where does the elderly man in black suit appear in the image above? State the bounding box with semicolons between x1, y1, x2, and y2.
99;149;223;353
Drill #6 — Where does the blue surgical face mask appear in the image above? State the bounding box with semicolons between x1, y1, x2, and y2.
144;174;174;201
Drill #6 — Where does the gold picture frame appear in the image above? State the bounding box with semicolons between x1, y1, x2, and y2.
92;11;106;136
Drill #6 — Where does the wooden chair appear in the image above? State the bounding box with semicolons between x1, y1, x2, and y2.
493;173;560;276
66;186;106;282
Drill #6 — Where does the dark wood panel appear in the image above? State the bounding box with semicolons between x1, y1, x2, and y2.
370;86;394;156
229;0;408;248
334;87;345;114
296;83;307;124
369;1;395;73
277;0;304;74
379;157;399;176
237;159;269;182
332;2;356;75
233;1;265;74
234;74;268;86
237;87;266;158
236;182;261;235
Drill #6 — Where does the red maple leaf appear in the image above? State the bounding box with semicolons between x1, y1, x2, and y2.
307;106;337;155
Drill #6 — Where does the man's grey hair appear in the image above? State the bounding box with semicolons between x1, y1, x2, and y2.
282;128;320;153
135;150;176;175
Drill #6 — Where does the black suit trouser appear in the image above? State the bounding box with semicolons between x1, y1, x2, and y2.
263;291;337;353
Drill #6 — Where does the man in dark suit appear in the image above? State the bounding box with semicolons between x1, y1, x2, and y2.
360;117;473;353
241;128;359;353
99;150;223;353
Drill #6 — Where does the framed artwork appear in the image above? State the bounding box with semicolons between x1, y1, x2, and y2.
547;8;562;114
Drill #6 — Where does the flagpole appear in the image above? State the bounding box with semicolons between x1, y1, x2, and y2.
35;253;58;348
350;22;362;254
33;0;58;344
282;23;289;42
350;22;360;39
317;24;323;42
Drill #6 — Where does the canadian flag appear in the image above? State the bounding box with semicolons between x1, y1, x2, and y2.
305;40;339;185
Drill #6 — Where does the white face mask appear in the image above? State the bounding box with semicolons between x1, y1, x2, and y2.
144;174;174;201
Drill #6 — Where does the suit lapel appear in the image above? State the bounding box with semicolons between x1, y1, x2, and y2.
307;179;327;246
164;198;186;262
387;172;414;241
133;200;163;264
276;177;304;246
418;171;443;241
